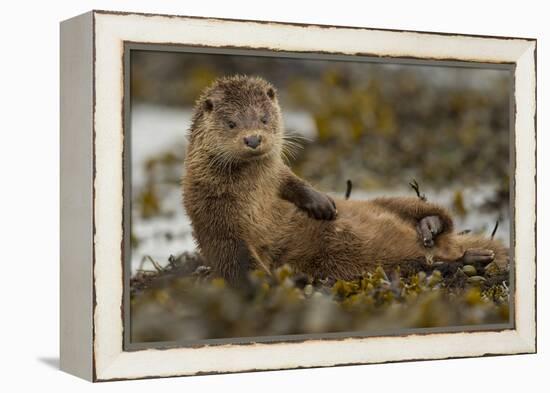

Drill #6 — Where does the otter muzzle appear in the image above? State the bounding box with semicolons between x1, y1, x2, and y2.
243;135;262;149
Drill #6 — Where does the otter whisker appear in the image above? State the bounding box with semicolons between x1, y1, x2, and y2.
282;135;305;143
281;145;298;161
282;138;303;149
206;148;236;174
225;155;236;176
217;151;233;174
282;140;306;149
283;133;311;143
280;149;292;164
281;140;302;163
206;150;225;173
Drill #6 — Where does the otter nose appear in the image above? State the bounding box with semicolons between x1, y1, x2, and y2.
243;135;262;149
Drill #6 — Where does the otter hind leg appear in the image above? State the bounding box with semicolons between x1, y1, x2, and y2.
436;233;509;270
462;248;495;265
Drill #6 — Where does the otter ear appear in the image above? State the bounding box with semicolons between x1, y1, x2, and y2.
266;87;276;100
203;98;214;113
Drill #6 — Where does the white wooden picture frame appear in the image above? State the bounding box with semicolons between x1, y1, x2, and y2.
60;10;536;381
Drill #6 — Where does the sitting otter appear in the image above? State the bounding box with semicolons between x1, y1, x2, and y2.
182;75;508;286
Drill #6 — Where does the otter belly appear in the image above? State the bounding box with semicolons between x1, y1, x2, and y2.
269;199;429;280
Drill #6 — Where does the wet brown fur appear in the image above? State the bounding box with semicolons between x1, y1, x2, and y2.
182;75;509;285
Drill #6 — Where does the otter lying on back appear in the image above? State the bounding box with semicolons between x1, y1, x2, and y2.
182;75;508;286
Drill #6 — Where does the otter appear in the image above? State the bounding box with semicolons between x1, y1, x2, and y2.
182;75;508;286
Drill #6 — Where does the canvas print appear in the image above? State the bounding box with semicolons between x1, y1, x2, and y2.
127;48;512;345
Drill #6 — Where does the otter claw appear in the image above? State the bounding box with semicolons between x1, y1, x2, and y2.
423;238;434;248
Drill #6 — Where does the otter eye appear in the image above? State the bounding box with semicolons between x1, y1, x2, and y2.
227;121;236;129
261;116;268;125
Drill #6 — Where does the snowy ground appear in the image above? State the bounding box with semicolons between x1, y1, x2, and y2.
130;104;510;274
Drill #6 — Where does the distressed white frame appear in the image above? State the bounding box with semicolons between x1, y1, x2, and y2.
60;10;536;381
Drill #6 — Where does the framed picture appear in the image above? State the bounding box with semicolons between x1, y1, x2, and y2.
60;10;536;381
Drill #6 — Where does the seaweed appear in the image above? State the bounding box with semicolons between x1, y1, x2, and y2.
130;253;509;343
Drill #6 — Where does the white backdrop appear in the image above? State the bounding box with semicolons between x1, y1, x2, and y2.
0;0;546;391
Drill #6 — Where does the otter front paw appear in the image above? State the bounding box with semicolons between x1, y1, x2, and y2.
417;215;443;248
300;191;337;220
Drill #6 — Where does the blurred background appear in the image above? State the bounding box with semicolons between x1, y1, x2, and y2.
130;49;512;275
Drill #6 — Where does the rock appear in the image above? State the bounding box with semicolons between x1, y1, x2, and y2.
462;265;477;276
467;276;487;285
427;270;442;286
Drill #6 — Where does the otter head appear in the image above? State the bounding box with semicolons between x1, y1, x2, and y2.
191;75;283;167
